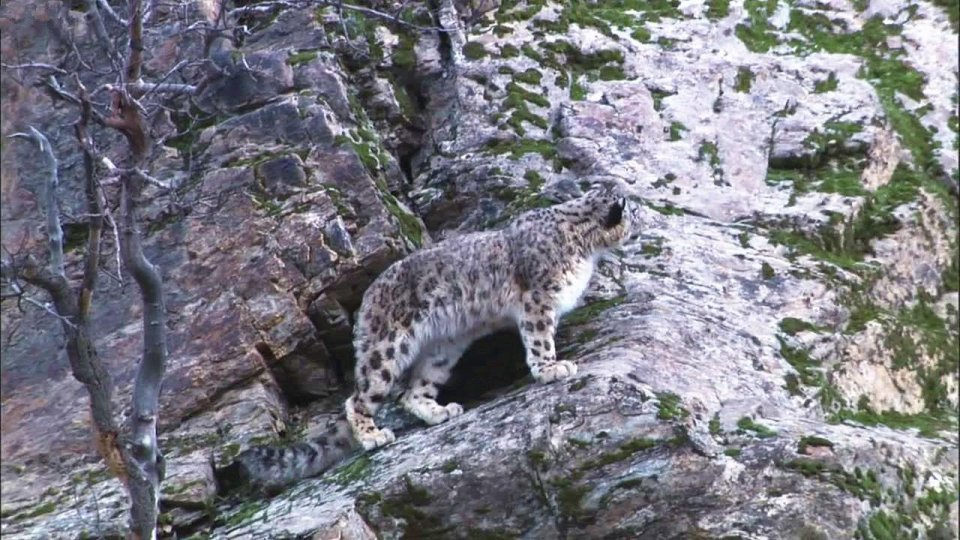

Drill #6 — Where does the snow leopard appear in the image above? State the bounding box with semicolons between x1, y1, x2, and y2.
216;184;641;494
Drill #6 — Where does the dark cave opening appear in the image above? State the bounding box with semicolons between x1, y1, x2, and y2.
398;149;416;186
436;330;531;408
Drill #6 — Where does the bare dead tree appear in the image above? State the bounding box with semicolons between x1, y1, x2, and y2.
3;0;172;536
1;0;471;536
3;121;127;494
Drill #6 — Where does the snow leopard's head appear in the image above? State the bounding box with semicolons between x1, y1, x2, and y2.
568;184;642;251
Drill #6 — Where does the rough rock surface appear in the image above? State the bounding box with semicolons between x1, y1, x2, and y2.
1;0;957;538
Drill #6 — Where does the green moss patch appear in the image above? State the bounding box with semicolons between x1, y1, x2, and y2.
579;438;661;470
529;0;681;39
736;0;780;52
485;138;557;160
668;122;686;141
814;72;839;93
223;500;267;527
514;68;543;85
709;413;722;435
370;477;453;538
490;169;552;217
737;416;777;438
381;191;425;248
829;404;956;438
783;459;883;506
640;238;664;257
645;201;686;216
17;501;58;520
761;261;776;279
500;44;520;58
734;66;754;93
698;141;720;167
287;49;319;66
802;122;866;166
656;392;690;421
779;317;824;335
783;13;953;215
332;454;374;485
778;336;825;389
797;435;834;453
563;295;626;326
336;103;428;248
650;89;674;111
536;40;627;95
705;0;730;20
463;41;489;60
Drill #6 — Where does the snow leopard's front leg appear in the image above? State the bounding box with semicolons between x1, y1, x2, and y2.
519;291;578;382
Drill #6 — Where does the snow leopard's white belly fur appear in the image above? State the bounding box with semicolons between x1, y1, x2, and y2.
554;256;596;317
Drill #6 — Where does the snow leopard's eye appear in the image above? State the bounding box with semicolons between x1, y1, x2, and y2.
603;197;626;229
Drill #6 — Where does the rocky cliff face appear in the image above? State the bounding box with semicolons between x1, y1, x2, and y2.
1;0;957;538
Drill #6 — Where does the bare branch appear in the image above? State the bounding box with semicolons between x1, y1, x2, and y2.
104;205;123;285
128;80;198;96
143;0;156;25
323;0;451;32
230;0;453;33
0;273;78;328
228;0;306;16
83;0;121;67
75;77;104;319
101;163;177;191
130;168;175;190
0;62;67;74
126;0;144;83
43;74;81;104
42;76;109;126
23;294;79;328
9;127;66;281
97;0;128;26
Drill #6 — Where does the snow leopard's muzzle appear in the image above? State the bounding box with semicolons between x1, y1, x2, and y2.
623;198;643;244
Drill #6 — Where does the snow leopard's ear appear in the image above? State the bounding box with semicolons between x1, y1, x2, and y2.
603;197;626;229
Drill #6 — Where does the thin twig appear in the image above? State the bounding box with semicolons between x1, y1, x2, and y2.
0;62;67;74
23;294;78;328
130;168;175;190
103;202;123;285
103;165;176;190
97;0;128;26
0;275;77;328
42;76;109;125
128;80;198;97
136;59;196;100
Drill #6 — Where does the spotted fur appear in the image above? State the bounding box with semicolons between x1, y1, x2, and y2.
347;185;641;449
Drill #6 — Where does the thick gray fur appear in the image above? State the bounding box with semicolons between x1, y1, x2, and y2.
214;419;356;495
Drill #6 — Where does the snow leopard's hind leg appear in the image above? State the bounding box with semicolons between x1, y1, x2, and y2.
401;336;472;425
346;330;417;450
